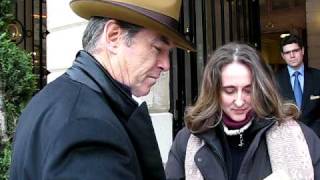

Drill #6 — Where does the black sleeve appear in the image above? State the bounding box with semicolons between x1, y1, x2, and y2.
42;118;138;180
300;122;320;180
165;128;190;180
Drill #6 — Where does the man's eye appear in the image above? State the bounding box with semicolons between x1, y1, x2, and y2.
283;48;301;55
293;49;300;53
153;46;161;53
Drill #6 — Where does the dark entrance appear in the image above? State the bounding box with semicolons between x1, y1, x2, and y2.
170;0;261;136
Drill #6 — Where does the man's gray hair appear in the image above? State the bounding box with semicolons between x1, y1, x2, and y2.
82;16;142;53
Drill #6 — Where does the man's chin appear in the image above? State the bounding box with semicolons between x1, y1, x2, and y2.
132;87;151;97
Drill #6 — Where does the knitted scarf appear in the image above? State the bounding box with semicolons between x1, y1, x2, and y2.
185;120;314;180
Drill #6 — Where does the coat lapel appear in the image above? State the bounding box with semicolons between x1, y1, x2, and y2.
277;68;295;101
126;102;165;179
66;51;165;179
67;51;138;120
301;69;311;112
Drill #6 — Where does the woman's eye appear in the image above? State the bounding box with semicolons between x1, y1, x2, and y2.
243;88;251;94
223;88;235;94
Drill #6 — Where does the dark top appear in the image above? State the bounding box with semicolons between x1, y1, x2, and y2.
222;119;270;180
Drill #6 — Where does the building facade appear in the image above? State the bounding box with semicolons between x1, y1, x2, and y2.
10;0;320;163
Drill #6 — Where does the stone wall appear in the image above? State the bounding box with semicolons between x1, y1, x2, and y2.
306;0;320;68
0;88;6;140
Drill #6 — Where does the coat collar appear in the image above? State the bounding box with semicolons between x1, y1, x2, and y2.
196;117;276;160
66;50;166;179
66;50;138;120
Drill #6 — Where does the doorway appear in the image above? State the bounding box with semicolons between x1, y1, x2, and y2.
259;0;306;71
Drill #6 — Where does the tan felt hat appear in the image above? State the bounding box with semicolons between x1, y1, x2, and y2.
70;0;195;51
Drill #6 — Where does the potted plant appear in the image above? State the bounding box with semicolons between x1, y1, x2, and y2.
0;0;37;178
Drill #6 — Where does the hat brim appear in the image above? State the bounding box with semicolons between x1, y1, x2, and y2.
70;0;196;51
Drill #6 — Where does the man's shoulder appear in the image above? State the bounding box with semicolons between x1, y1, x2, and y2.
24;74;80;110
306;67;320;76
275;66;289;83
275;66;288;76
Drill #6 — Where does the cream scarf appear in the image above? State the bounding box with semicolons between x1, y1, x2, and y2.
185;120;314;180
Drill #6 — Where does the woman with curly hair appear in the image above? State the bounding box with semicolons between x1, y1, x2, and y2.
165;42;320;180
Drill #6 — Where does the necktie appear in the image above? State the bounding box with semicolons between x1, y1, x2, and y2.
293;71;302;109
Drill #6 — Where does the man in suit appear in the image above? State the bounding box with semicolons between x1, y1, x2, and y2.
276;34;320;137
9;0;195;179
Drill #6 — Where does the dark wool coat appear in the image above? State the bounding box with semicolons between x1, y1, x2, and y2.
165;118;320;180
276;67;320;136
10;51;165;180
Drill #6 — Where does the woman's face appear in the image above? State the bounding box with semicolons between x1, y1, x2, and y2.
220;62;253;122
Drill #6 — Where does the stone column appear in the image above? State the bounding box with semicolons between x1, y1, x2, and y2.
139;71;172;164
0;82;6;141
46;0;86;82
140;71;170;113
306;0;320;68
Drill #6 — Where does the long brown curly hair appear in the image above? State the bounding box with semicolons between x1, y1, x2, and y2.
185;42;299;133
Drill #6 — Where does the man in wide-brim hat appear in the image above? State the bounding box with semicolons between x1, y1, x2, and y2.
9;0;194;179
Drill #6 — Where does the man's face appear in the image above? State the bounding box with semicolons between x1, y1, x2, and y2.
118;29;174;97
281;43;304;69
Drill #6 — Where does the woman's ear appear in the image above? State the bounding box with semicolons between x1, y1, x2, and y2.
104;20;122;54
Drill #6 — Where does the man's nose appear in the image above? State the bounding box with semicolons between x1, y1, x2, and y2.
158;55;170;71
290;51;295;58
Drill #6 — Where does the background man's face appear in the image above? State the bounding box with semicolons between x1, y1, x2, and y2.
281;43;304;69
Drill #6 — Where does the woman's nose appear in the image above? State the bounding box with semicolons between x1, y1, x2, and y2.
234;92;245;107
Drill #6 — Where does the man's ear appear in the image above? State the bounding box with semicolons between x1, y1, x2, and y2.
104;20;122;54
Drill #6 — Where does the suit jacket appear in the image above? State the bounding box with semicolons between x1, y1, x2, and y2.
10;51;165;180
276;66;320;136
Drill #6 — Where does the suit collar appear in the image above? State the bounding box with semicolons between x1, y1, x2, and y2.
301;68;312;111
280;67;292;88
278;67;296;100
287;64;304;77
196;117;275;159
